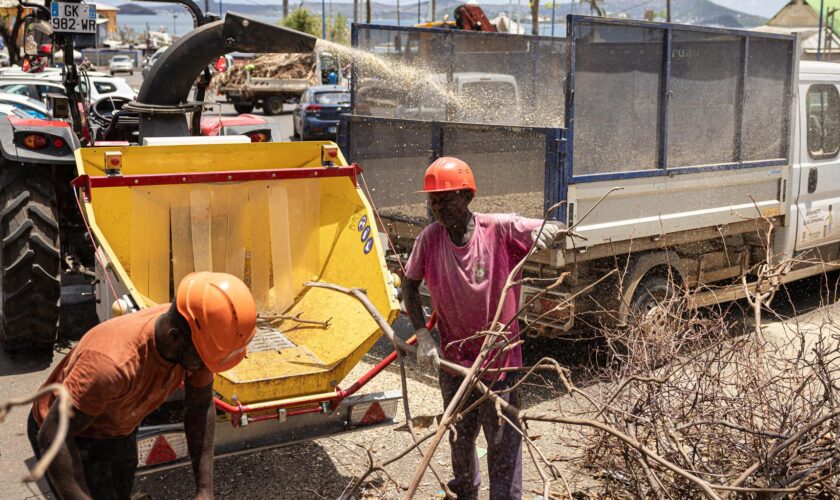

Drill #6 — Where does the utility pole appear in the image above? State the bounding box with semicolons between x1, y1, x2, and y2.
666;0;671;22
417;0;420;24
397;0;400;25
818;0;825;60
204;0;208;14
283;0;288;18
321;0;326;38
551;1;556;36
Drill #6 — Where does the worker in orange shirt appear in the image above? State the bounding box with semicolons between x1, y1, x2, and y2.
28;272;257;500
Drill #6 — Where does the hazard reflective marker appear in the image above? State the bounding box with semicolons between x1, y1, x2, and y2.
349;398;398;427
137;432;189;467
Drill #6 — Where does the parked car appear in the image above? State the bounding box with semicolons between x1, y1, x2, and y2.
109;55;134;76
0;72;136;103
0;102;43;118
0;80;66;104
142;46;169;79
292;85;350;140
0;92;51;118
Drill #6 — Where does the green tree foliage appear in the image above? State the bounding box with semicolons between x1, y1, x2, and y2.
328;14;350;45
280;7;322;37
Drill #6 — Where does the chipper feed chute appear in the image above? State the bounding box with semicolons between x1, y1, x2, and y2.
72;142;400;407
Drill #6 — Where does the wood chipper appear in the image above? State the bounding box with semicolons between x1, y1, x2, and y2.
0;0;404;470
71;141;403;469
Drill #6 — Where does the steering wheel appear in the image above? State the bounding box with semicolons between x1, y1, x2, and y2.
90;95;132;126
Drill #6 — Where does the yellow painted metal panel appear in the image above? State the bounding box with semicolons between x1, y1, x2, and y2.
129;188;151;299
225;187;247;281
210;188;230;273
248;185;271;310
146;187;171;304
171;193;195;288
268;184;294;313
190;190;212;272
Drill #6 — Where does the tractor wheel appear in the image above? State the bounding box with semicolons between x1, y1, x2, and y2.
263;96;283;116
0;167;61;353
234;102;255;114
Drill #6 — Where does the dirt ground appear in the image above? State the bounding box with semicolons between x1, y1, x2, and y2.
132;318;602;499
4;276;836;499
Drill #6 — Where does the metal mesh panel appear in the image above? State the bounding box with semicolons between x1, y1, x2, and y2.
352;25;565;128
572;22;664;175
569;19;795;178
668;31;741;166
443;127;546;219
743;37;792;162
347;119;434;219
342;116;551;222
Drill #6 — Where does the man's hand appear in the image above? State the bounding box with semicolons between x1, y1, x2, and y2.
414;327;441;369
531;222;564;250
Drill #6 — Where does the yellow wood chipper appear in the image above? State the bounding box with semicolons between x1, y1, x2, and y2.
0;4;403;469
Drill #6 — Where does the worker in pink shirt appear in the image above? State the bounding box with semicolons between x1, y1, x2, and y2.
402;157;563;500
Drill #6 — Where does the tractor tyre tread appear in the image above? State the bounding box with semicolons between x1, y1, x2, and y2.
0;167;60;352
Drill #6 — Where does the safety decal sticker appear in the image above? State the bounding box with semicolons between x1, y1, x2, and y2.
364;238;374;254
357;215;367;231
361;226;371;242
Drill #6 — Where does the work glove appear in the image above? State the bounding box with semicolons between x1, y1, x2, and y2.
531;222;564;250
414;327;441;370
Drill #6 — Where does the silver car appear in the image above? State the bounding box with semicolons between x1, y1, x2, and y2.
109;55;134;76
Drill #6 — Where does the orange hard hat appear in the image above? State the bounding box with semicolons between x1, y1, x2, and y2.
176;272;257;373
418;157;477;193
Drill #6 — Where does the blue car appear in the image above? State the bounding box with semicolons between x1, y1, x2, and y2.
292;85;350;140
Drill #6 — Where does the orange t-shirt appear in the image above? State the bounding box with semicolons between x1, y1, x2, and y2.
33;304;213;438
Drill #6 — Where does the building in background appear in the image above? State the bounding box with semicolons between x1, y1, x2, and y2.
758;0;840;60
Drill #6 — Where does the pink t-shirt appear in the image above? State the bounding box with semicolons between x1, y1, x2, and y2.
405;213;541;375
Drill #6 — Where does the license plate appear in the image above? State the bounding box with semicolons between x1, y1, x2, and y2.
328;126;337;134
51;2;97;34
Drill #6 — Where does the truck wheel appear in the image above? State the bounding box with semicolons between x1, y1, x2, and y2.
263;96;283;116
234;103;255;114
0;167;61;353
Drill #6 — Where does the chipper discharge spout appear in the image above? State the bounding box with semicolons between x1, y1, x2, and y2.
72;142;401;413
135;13;317;138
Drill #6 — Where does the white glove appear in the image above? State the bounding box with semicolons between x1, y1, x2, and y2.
531;223;564;250
414;327;440;369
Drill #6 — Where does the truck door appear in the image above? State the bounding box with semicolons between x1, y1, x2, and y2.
794;83;840;252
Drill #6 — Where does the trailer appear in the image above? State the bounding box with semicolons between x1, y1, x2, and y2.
340;17;837;335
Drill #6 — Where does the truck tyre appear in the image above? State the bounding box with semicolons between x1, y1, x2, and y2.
0;167;61;353
234;103;255;114
628;273;679;338
263;96;283;116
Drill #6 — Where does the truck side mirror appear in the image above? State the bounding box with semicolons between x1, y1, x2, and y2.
23;17;53;57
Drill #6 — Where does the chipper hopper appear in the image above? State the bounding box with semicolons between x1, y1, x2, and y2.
71;141;402;468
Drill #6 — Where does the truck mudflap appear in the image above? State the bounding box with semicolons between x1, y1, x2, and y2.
136;390;401;473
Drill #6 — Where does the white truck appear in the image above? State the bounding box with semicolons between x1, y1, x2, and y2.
341;17;840;335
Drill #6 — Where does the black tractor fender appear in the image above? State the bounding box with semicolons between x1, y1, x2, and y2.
0;116;80;166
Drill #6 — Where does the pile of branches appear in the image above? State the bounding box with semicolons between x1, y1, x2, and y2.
213;53;318;90
580;291;840;497
320;201;840;498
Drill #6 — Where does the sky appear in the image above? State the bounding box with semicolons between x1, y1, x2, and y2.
709;0;789;18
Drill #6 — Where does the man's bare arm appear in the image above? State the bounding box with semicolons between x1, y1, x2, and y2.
184;378;215;500
39;402;96;500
